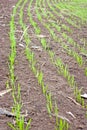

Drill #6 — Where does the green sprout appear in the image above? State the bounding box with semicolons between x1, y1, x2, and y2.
85;67;87;76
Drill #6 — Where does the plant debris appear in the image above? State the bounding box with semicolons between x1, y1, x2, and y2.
0;108;15;117
81;93;87;99
0;89;12;97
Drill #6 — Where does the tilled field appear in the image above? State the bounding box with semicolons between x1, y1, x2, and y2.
0;0;87;130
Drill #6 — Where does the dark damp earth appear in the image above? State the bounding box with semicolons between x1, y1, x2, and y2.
0;0;87;130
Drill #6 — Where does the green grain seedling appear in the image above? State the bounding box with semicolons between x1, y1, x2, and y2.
38;71;43;85
74;87;84;106
6;80;10;89
49;50;55;62
85;67;87;76
46;92;53;113
8;118;31;130
41;38;47;49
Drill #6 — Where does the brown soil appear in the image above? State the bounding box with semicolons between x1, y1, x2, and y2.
0;0;87;130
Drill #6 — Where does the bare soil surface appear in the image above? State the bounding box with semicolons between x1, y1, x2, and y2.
0;0;87;130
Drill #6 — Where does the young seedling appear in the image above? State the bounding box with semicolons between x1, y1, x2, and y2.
85;67;87;76
74;87;84;107
46;92;53;115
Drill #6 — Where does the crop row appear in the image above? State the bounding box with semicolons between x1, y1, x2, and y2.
8;0;31;130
